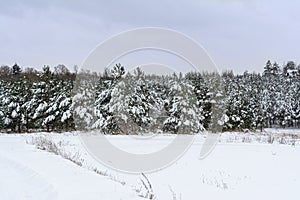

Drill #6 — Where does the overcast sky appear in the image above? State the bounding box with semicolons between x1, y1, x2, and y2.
1;0;300;73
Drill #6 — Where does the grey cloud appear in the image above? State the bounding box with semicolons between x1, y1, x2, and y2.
0;0;300;73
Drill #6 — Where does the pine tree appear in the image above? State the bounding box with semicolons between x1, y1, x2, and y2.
186;72;210;129
12;63;22;75
263;60;273;76
163;73;203;133
31;66;56;131
93;74;117;133
92;64;127;134
3;80;26;132
125;69;159;133
72;70;98;130
20;79;34;132
58;80;74;131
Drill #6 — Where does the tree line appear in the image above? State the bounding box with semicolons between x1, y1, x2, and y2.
0;61;300;133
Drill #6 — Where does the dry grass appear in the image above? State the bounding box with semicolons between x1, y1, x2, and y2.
27;136;125;185
136;173;155;199
168;186;181;200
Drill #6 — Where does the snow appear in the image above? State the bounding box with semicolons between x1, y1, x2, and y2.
0;131;300;200
4;117;11;125
36;102;47;112
59;98;70;108
0;135;141;200
0;153;57;200
11;110;18;118
43;115;55;125
61;110;71;122
264;128;300;135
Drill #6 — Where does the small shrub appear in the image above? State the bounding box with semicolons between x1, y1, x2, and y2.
267;135;275;144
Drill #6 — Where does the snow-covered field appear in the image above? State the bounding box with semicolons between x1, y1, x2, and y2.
0;130;300;200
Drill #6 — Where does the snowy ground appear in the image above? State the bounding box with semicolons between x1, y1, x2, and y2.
0;130;300;200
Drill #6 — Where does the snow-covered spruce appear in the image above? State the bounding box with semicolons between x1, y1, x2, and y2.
1;61;300;133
